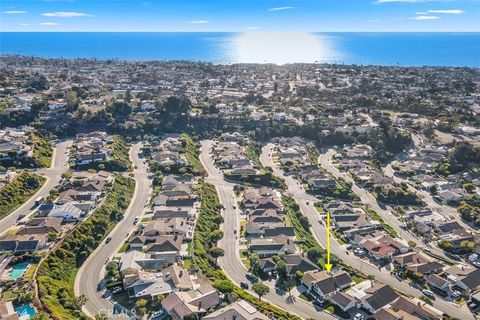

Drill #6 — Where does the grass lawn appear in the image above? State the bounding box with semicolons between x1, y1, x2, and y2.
23;263;38;283
298;292;313;302
141;216;150;223
325;304;350;319
240;219;247;237
283;215;292;226
118;242;129;253
351;275;366;284
240;249;250;269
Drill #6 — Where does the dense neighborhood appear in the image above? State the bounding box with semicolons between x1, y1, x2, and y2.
0;56;479;320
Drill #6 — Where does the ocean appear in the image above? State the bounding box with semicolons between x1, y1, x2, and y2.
0;32;479;67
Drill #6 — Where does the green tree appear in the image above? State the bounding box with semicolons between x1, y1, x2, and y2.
31;312;50;320
460;240;475;253
135;298;149;316
438;240;453;251
248;253;261;273
213;279;234;295
307;247;322;262
209;246;225;258
65;91;79;112
275;259;287;278
75;294;87;307
252;283;270;301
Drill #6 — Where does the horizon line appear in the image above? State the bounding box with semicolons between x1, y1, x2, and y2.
1;30;480;33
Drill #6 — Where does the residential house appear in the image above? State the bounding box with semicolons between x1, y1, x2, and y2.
444;264;480;292
301;270;354;301
162;284;221;320
249;236;296;257
203;300;268;320
356;234;409;261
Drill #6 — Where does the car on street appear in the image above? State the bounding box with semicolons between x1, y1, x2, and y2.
246;272;258;283
240;281;249;289
473;261;480;268
422;290;435;298
133;216;139;224
105;237;112;243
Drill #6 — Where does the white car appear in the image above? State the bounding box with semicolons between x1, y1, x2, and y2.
353;313;364;320
473;261;480;268
452;291;461;299
422;289;434;298
150;310;164;318
111;287;122;294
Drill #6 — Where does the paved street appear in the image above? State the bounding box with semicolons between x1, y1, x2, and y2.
200;140;335;320
0;139;72;232
261;144;474;320
382;135;476;233
75;143;151;319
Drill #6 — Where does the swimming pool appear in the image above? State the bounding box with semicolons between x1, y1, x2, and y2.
8;262;30;280
15;304;36;319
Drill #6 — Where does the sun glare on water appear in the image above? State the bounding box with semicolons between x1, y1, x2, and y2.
232;32;338;64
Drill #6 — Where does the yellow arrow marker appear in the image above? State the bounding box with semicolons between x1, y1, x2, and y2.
325;211;333;272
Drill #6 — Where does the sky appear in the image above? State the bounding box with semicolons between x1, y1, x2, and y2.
1;0;479;32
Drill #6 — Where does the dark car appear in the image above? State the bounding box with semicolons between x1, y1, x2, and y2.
246;272;258;283
106;237;112;243
240;281;249;289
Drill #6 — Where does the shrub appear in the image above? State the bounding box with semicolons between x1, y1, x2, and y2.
37;175;135;320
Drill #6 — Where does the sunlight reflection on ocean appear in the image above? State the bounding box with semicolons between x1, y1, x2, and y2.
227;32;341;64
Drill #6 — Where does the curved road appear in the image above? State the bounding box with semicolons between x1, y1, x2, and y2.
261;144;474;320
75;143;151;319
382;138;476;233
200;140;335;320
0;139;72;232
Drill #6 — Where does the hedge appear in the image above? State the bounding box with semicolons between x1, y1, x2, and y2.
192;182;300;320
0;171;45;220
37;175;135;320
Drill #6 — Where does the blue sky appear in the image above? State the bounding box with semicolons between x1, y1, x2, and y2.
1;0;479;32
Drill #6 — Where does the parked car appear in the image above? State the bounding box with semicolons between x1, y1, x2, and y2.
111;287;122;294
422;290;435;298
353;313;364;320
240;281;249;289
452;291;461;299
354;248;366;256
34;196;44;206
133;216;139;224
246;272;258;283
473;261;480;268
105;237;112;243
149;310;164;319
